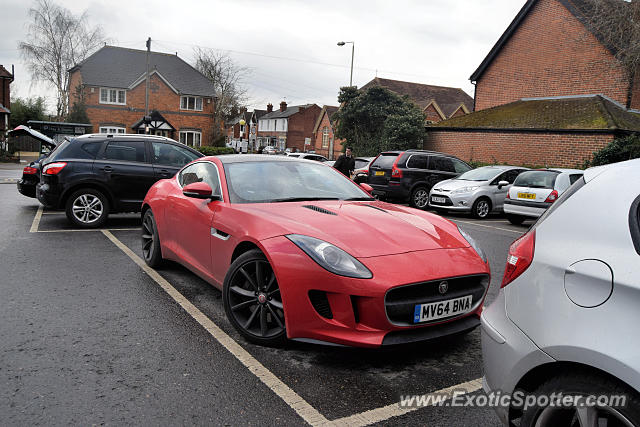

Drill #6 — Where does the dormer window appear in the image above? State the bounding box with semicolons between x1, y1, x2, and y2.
100;88;126;105
181;96;203;111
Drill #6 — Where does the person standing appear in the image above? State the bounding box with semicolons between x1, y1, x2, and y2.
333;147;356;178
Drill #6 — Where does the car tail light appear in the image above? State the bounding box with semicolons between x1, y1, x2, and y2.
23;166;38;175
391;154;403;178
544;190;559;203
501;230;536;288
506;191;510;199
43;162;67;175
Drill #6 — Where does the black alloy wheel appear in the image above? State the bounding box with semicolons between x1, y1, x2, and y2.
141;209;163;268
223;249;286;346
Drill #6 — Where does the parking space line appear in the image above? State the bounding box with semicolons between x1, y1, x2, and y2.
42;211;65;215
101;230;329;426
326;378;482;426
37;227;139;233
29;205;43;233
449;218;523;234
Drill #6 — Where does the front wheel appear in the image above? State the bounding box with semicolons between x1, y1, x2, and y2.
223;249;286;346
410;187;430;210
472;198;492;219
65;188;109;228
507;214;525;225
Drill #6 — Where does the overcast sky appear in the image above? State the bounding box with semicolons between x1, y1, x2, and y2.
1;0;526;113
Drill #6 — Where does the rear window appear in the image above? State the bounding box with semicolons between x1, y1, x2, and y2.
513;170;559;189
569;173;583;184
48;140;102;160
371;154;399;169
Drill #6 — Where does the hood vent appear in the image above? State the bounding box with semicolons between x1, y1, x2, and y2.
302;205;337;216
364;204;388;213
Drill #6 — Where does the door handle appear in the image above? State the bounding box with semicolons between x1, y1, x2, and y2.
159;169;170;176
102;166;113;172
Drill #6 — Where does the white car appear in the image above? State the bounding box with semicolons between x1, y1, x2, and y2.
503;168;583;225
482;159;640;426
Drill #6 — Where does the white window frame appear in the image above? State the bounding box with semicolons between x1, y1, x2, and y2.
322;127;329;148
99;88;126;105
99;126;126;134
180;96;203;111
179;130;202;148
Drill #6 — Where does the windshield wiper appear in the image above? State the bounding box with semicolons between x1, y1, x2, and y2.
271;197;340;203
343;197;375;201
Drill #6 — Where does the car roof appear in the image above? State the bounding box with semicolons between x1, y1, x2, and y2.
215;154;325;164
533;168;584;174
474;165;527;171
74;133;176;143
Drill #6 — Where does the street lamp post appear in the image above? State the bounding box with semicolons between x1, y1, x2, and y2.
337;41;354;87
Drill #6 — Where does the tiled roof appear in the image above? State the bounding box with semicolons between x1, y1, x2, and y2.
0;65;13;79
69;45;215;96
428;95;640;132
260;104;315;119
360;77;474;116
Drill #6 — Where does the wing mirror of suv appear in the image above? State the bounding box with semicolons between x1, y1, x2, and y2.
359;183;374;194
497;180;510;189
183;182;222;201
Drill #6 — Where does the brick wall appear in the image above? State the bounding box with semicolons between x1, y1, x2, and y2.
69;71;216;144
286;104;322;152
424;104;443;123
475;0;630;110
424;129;614;168
313;111;343;159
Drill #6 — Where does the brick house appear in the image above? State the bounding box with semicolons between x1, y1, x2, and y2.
424;0;640;167
360;77;473;123
312;105;343;160
226;109;252;142
256;102;321;152
0;65;13;140
68;45;216;147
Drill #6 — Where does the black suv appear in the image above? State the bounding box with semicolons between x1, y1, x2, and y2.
37;134;202;228
367;150;471;209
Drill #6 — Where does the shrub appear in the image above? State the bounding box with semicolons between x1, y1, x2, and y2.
198;146;235;156
585;134;640;167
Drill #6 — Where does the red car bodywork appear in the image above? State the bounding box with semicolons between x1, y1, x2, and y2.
143;156;490;347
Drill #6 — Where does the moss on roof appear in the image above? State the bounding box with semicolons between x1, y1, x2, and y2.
428;95;640;132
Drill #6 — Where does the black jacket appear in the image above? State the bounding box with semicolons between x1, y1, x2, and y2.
334;154;355;177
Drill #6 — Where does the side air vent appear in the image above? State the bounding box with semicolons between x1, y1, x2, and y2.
309;290;333;319
302;205;337;216
364;204;387;213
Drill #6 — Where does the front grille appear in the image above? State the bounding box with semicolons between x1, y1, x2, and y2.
429;195;453;206
385;274;489;326
309;290;333;319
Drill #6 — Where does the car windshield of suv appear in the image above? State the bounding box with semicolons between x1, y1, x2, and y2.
371;154;398;169
224;161;373;203
513;170;559;188
456;168;502;181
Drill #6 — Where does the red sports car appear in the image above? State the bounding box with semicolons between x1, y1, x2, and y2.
141;155;490;347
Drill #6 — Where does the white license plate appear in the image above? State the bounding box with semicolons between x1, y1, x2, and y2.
413;295;473;323
431;196;447;204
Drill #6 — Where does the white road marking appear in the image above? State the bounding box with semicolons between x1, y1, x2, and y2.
37;227;139;233
29;205;43;233
450;218;524;234
42;211;65;215
101;230;329;426
325;378;482;426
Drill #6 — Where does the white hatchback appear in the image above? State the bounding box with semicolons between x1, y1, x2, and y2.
503;168;583;225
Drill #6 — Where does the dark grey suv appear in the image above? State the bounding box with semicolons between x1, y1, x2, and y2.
36;134;202;228
367;150;471;209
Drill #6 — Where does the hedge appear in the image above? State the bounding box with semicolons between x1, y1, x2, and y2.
584;134;640;167
198;146;235;156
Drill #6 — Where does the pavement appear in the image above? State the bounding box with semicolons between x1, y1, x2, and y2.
1;183;529;425
0;162;23;183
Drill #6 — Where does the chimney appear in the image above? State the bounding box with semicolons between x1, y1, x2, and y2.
267;103;273;113
280;101;287;112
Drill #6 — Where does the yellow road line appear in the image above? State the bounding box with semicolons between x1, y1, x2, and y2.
29;205;43;233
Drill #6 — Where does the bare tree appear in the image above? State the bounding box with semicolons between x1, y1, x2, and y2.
18;0;105;118
194;48;250;145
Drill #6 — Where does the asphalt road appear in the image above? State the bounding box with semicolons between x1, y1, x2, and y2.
0;181;529;425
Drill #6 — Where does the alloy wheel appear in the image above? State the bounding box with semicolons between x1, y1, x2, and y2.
476;200;490;218
227;260;285;339
141;213;155;261
71;194;103;224
534;403;635;427
413;189;429;209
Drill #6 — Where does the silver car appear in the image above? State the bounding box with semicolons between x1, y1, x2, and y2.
482;159;640;426
428;166;528;218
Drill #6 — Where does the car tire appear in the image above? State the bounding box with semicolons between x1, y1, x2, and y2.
472;198;492;219
507;214;525;225
519;372;640;427
65;188;109;228
141;209;163;268
223;249;287;347
410;186;430;210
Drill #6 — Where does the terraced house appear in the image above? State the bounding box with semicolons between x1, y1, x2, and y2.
68;46;216;147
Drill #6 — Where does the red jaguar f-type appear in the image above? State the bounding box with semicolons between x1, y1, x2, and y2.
141;155;490;347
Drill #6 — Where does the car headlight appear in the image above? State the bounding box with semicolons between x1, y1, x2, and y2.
451;186;479;194
286;234;373;279
457;226;487;263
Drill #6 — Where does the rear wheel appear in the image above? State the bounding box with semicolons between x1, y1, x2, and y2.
507;214;526;225
223;249;286;346
65;188;109;228
410;186;430;210
141;209;163;268
472;198;492;219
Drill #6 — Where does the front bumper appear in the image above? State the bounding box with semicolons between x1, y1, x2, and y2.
261;236;490;347
481;290;555;425
428;190;477;212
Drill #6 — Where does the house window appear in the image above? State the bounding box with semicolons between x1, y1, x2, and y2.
99;126;126;134
99;88;126;105
240;124;245;133
179;130;202;147
322;127;329;148
180;96;203;111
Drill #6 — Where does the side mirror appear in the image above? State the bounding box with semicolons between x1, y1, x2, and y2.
360;183;374;194
183;182;221;201
497;180;509;189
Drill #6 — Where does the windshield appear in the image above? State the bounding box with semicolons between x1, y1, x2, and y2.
513;170;559;189
224;161;373;204
456;167;502;181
